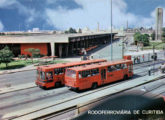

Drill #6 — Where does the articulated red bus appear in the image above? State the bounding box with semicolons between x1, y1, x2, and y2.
65;58;133;91
36;59;107;89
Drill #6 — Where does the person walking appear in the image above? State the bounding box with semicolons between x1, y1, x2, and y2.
148;65;151;76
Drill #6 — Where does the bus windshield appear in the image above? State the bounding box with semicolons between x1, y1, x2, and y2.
40;71;45;80
66;69;76;78
46;71;53;80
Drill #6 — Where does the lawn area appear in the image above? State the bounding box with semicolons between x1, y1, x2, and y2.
0;59;67;70
143;41;165;50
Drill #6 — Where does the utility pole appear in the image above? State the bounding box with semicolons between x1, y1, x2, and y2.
153;45;155;75
110;0;113;61
122;37;124;58
97;22;100;32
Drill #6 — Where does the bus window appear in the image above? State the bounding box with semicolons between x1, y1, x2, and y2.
79;72;82;79
91;69;99;76
86;70;91;77
111;66;117;71
128;64;132;73
37;70;39;75
108;66;116;72
40;71;45;80
66;69;76;78
108;66;113;72
82;70;91;78
115;64;122;70
46;72;53;80
121;64;127;69
54;68;64;75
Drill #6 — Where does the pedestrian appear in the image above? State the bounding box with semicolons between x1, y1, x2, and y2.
137;56;140;63
133;57;136;64
148;65;151;76
142;54;144;62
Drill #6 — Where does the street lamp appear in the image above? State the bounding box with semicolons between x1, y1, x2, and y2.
110;0;113;61
122;36;127;58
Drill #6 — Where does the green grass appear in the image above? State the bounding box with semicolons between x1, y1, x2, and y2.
0;59;68;70
37;60;67;66
0;60;39;70
143;42;165;50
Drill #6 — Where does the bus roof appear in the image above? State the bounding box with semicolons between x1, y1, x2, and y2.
68;59;132;71
38;59;106;71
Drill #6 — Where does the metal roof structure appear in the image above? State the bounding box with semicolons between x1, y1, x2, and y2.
0;32;117;44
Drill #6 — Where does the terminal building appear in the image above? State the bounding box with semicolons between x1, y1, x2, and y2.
0;32;116;58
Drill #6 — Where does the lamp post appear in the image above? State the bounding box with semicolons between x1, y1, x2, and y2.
110;0;113;61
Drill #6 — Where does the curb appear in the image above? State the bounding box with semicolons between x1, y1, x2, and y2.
0;68;36;75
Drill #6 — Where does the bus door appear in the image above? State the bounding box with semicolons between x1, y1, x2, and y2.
128;63;133;76
101;69;106;84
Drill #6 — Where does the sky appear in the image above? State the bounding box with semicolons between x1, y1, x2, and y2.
0;0;165;32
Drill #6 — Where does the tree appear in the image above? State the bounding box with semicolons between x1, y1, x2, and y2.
142;34;150;46
151;31;155;40
134;32;142;45
25;48;40;63
0;46;14;67
133;32;150;46
78;28;82;33
65;27;77;34
69;27;77;33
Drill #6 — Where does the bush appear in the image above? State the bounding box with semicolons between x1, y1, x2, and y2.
33;54;45;58
18;54;25;59
0;46;14;67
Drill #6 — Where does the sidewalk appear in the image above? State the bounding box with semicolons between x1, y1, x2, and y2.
125;46;161;56
0;65;36;75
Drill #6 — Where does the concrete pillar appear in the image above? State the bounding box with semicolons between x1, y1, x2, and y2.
156;8;163;41
59;43;63;58
87;40;89;48
66;44;69;56
50;42;55;56
71;42;74;54
83;40;85;48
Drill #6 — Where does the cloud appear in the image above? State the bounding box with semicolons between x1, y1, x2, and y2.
45;0;160;30
0;21;4;31
46;0;58;4
0;0;37;23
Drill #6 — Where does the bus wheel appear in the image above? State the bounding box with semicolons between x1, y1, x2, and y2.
55;82;61;87
76;88;79;92
91;83;98;89
123;75;128;80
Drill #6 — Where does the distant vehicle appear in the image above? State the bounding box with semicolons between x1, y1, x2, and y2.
65;56;133;91
36;59;107;89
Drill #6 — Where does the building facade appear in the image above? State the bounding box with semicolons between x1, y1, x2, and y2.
0;32;116;58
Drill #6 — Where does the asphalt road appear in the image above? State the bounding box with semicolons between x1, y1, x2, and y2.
0;70;36;88
0;38;165;119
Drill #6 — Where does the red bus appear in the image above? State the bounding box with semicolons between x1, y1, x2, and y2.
36;59;107;89
65;58;133;91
